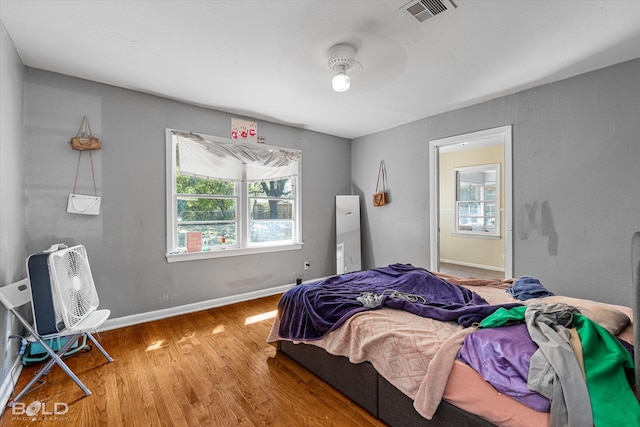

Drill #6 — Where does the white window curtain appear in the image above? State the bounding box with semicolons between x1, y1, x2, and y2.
174;132;300;182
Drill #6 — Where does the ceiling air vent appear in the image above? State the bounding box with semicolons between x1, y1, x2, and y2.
400;0;456;23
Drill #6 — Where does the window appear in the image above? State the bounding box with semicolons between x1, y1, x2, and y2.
453;164;500;237
166;130;302;262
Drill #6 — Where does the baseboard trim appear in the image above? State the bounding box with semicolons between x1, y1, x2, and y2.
0;356;23;415
99;280;315;332
439;259;504;272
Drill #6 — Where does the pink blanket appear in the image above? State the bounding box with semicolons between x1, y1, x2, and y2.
269;304;465;397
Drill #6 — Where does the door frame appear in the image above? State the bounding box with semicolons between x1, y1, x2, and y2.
428;125;513;278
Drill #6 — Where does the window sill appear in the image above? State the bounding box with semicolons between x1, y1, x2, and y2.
165;243;304;263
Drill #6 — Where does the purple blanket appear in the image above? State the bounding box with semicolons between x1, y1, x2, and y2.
458;324;550;412
278;264;521;340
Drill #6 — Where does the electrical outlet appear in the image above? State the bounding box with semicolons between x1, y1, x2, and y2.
304;261;310;270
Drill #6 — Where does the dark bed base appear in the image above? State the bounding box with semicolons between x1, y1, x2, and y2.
278;340;496;427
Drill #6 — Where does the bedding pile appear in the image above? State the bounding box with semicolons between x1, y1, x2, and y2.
269;265;638;427
460;303;639;426
276;263;520;341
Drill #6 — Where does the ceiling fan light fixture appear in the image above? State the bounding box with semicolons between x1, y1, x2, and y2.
331;65;351;92
327;43;361;93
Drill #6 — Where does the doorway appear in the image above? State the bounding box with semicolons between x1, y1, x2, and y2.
428;125;513;279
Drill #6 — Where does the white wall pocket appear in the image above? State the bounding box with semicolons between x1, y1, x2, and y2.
68;145;101;215
67;193;101;215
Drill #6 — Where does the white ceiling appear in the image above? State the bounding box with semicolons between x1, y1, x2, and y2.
1;1;639;139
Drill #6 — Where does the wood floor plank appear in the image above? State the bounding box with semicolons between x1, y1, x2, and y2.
0;294;387;427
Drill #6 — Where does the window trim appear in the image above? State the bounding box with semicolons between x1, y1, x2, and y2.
165;129;303;262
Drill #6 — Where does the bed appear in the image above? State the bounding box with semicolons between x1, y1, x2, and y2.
267;233;640;426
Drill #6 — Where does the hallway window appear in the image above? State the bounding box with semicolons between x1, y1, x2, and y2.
454;164;500;237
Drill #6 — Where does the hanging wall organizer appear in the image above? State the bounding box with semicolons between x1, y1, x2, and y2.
67;116;101;215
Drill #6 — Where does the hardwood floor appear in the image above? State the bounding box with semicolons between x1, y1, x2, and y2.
1;295;386;427
438;262;505;280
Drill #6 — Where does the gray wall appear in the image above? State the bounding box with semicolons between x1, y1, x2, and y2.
0;20;26;400
23;69;351;319
352;58;640;306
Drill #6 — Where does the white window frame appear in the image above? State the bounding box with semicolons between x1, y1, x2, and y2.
165;129;303;262
452;163;501;238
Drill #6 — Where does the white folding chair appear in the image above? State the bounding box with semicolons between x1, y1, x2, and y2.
0;278;113;406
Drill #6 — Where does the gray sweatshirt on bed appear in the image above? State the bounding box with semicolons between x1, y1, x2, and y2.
525;303;593;427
